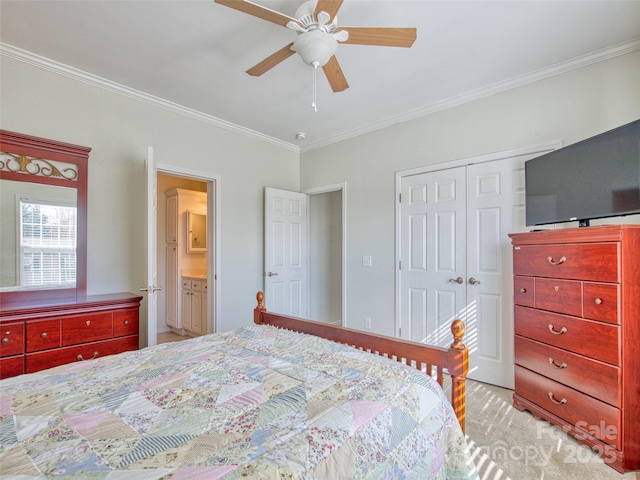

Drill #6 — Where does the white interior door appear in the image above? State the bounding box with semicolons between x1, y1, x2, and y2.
264;187;308;316
399;167;467;346
144;146;160;347
399;157;527;388
465;158;526;388
206;180;216;334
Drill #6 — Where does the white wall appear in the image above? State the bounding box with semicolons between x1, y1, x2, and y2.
0;56;300;341
308;190;342;323
300;50;640;337
3;50;639;342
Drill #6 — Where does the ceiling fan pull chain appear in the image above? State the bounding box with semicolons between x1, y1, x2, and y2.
312;61;319;112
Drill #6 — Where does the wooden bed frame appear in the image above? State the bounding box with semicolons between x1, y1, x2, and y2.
254;291;469;433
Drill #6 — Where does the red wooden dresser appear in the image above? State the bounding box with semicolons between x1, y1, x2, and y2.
0;293;142;379
509;225;640;473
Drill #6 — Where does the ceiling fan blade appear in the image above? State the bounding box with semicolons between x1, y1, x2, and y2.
335;27;417;47
322;56;349;92
314;0;344;23
215;0;299;28
246;43;295;76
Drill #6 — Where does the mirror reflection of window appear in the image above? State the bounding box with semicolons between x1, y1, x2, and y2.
19;198;77;287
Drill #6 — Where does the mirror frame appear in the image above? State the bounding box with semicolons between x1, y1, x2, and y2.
0;130;90;303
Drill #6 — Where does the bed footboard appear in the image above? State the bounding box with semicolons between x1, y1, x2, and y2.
254;292;469;433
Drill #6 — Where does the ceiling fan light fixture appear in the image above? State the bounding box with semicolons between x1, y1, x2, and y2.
292;30;338;67
214;0;417;95
294;0;336;30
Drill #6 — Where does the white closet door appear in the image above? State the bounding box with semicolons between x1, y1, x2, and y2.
399;167;467;346
465;157;526;388
399;156;528;388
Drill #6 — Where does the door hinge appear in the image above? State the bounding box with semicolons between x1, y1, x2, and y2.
399;193;401;203
399;260;401;270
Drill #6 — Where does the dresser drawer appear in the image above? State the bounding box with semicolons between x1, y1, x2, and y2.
0;356;24;379
113;309;139;337
61;313;113;346
513;243;619;282
583;283;619;325
26;335;139;373
514;306;619;365
515;365;620;448
515;336;620;407
0;322;25;357
26;319;61;352
514;276;535;307
535;278;582;316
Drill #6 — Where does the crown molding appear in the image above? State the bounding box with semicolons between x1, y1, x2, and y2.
2;37;638;155
0;43;300;154
301;37;640;152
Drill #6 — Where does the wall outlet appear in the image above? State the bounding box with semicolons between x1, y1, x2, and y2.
364;317;372;330
362;255;372;267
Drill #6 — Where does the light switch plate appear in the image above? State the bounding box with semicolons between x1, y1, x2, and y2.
362;255;372;267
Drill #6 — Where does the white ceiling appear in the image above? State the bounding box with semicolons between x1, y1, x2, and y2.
1;1;640;152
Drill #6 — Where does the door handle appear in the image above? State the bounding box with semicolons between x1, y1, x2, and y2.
468;277;481;285
267;272;278;277
140;285;162;292
448;277;464;284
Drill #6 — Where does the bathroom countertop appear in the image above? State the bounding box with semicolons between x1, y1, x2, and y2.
181;273;207;280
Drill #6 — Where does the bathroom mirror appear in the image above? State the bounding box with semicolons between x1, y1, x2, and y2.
0;130;89;303
187;211;207;253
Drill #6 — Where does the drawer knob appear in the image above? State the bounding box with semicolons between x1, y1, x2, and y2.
548;357;568;369
124;320;129;326
40;332;48;339
547;256;567;266
519;288;526;293
77;351;99;361
547;324;567;335
1;337;8;344
594;298;603;305
86;320;91;326
548;392;567;405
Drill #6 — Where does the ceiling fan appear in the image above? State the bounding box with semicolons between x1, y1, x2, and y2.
214;0;417;95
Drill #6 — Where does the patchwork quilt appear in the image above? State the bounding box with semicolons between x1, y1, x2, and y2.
0;325;478;479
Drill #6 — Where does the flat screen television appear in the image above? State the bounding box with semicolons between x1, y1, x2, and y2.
525;119;640;227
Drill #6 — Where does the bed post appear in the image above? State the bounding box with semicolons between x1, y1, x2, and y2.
254;291;266;325
448;319;468;434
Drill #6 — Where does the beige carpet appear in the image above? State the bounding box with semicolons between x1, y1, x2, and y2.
463;379;639;479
